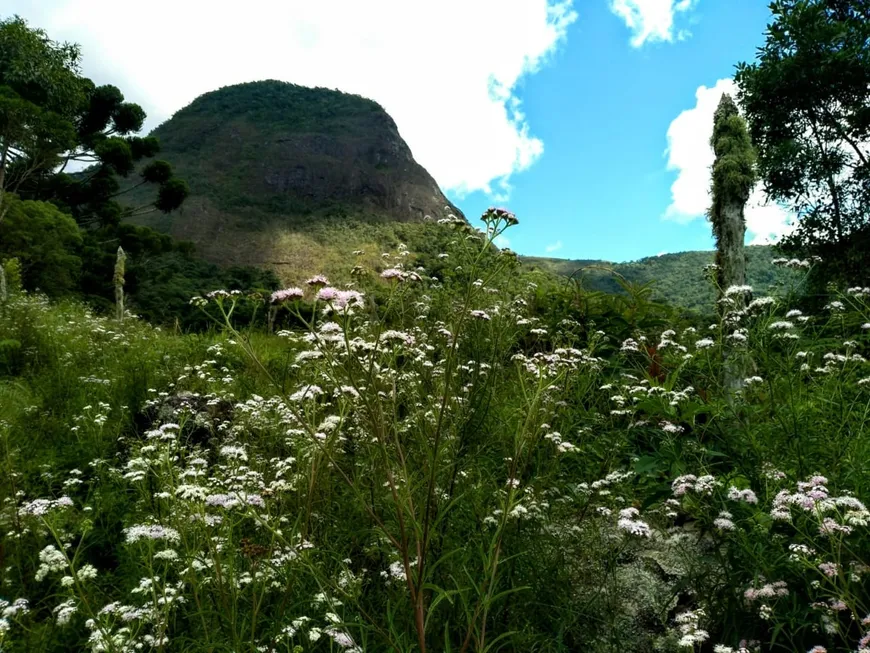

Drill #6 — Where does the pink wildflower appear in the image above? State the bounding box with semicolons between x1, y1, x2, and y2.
818;562;839;577
481;207;518;226
316;287;340;301
306;275;329;287
714;511;736;531
818;517;852;536
727;486;759;504
745;581;788;602
270;287;304;303
333;290;364;310
380;268;405;281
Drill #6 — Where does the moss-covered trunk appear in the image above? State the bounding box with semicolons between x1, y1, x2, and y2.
710;94;756;395
715;203;747;295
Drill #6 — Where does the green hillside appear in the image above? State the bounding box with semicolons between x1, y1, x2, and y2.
523;244;796;312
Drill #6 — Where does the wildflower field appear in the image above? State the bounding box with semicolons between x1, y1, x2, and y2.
0;210;869;652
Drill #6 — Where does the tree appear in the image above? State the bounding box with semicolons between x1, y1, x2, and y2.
0;15;188;228
0;16;83;221
709;93;756;393
735;0;870;281
709;94;755;298
0;195;82;294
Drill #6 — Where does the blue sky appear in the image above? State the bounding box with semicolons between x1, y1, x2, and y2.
9;0;790;263
456;0;779;262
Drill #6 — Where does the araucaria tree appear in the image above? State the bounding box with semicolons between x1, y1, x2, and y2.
709;93;755;301
735;0;870;282
0;15;188;227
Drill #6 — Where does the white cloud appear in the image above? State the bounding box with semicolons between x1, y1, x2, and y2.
494;235;511;248
663;78;794;244
8;0;576;197
609;0;696;47
545;240;563;253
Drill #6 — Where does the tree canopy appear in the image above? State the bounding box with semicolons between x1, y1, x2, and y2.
0;15;188;226
0;194;82;295
735;0;870;281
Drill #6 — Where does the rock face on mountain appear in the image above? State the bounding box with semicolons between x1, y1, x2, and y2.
129;80;462;277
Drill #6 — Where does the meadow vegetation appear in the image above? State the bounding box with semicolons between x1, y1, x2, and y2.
2;210;870;652
3;2;870;650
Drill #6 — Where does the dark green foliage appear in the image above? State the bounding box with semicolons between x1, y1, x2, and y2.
0;15;84;114
154;177;189;213
0;195;82;294
93;137;135;176
141;160;172;184
0;16;188;227
710;95;755;205
129;135;159;159
79;84;145;136
76;223;278;327
0;15;279;329
735;0;870;283
157;79;385;140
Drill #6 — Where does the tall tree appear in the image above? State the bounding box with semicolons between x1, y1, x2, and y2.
709;93;755;298
0;15;188;227
709;93;756;393
735;0;870;281
0;16;82;221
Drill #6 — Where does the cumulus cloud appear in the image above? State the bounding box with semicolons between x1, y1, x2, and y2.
609;0;696;47
494;235;511;248
545;240;564;253
9;0;576;197
663;78;794;244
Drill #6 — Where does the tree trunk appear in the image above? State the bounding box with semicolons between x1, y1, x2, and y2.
717;200;749;394
716;202;747;295
114;247;126;321
0;143;9;226
710;94;755;397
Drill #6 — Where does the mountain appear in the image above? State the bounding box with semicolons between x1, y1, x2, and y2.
523;245;797;312
128;80;462;283
127;80;791;309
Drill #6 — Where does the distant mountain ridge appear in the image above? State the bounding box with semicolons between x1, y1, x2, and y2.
127;80;462;283
523;245;794;312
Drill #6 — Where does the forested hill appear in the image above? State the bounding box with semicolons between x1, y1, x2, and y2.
127;80;464;284
523;245;793;312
